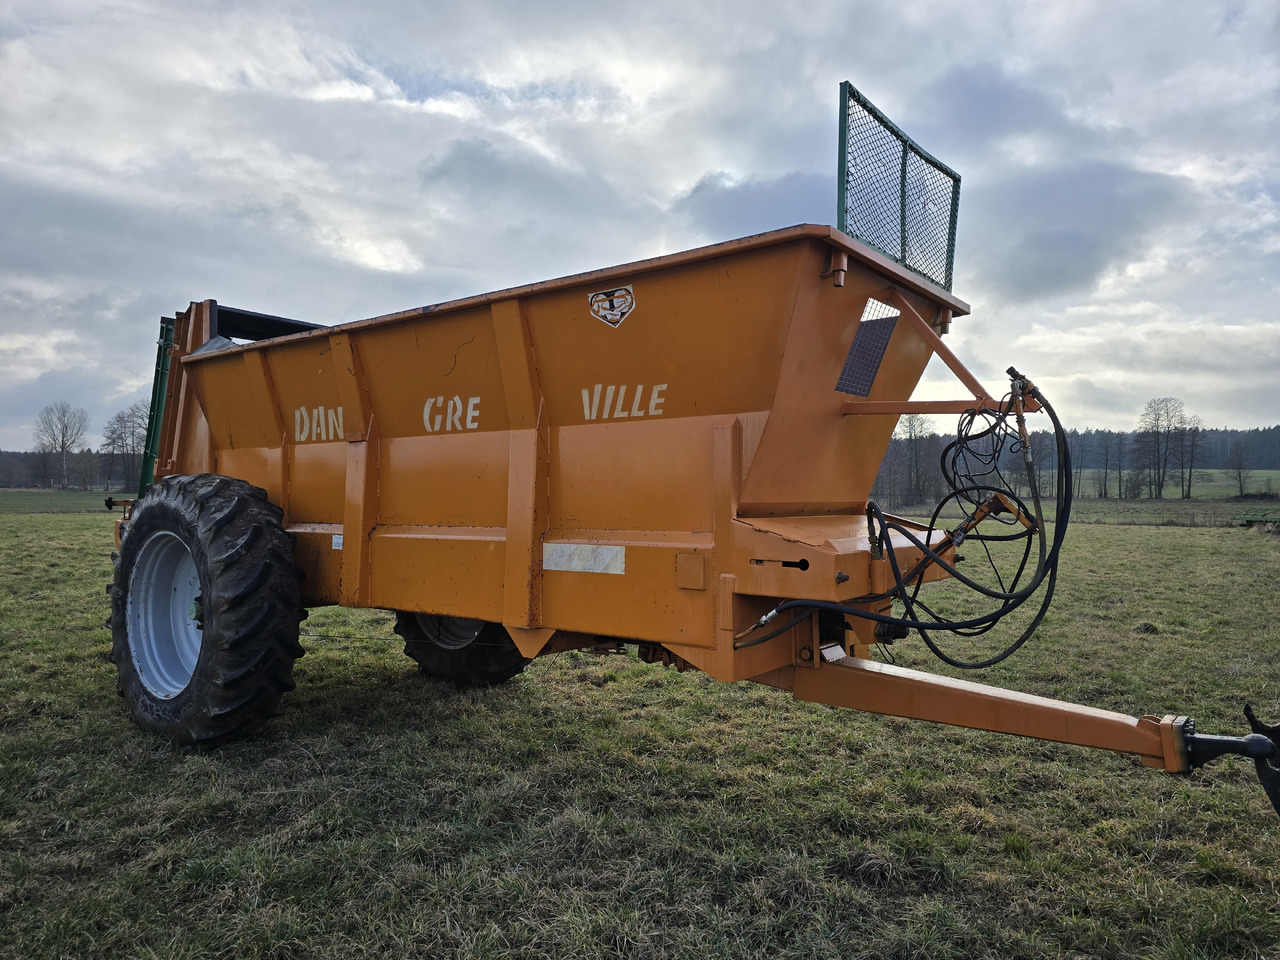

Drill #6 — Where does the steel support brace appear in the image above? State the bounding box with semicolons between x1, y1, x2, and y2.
783;656;1187;772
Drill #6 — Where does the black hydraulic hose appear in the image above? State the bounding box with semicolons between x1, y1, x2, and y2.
733;610;817;650
874;493;1040;601
735;381;1074;669
909;385;1071;668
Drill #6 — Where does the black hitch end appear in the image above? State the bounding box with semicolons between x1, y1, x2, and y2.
1244;704;1280;817
1183;705;1280;817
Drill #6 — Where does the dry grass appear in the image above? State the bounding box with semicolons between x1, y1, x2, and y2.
1;511;1278;959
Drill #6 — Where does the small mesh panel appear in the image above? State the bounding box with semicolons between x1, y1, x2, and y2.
836;300;900;397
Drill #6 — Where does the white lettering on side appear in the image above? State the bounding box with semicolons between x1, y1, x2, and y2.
423;394;482;433
580;384;669;421
648;383;667;416
293;405;345;443
423;395;443;432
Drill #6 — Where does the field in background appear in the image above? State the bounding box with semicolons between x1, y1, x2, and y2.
1;504;1278;959
0;489;127;514
906;491;1280;528
1068;468;1280;501
1176;468;1280;499
7;476;1278;524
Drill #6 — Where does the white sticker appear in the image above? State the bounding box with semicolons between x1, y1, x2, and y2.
332;534;344;550
543;543;625;575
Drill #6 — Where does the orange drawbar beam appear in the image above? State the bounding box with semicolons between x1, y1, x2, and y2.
769;657;1189;773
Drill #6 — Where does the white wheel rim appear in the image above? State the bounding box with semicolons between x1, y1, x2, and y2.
127;530;203;699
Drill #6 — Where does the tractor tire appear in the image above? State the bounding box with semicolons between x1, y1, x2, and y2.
394;612;529;687
108;474;305;746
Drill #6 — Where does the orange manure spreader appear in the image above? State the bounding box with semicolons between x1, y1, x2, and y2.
106;84;1280;817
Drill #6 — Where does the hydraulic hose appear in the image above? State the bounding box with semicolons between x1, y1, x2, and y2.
736;372;1073;669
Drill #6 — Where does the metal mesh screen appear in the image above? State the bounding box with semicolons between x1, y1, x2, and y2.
837;81;960;291
835;299;900;397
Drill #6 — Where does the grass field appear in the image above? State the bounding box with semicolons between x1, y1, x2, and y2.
1;509;1278;959
0;489;128;514
8;483;1279;527
916;496;1274;529
1066;468;1280;502
1180;469;1280;500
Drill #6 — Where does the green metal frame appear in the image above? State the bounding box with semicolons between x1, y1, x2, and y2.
138;316;176;498
836;80;961;291
1233;510;1280;527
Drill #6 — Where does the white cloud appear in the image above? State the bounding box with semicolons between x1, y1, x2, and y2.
0;0;1278;451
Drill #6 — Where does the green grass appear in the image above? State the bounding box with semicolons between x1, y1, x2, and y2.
0;489;128;514
1070;469;1280;501
1184;469;1280;499
1;512;1279;959
1065;497;1274;527
909;493;1280;528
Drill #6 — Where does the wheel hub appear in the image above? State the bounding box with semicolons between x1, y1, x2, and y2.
411;613;484;650
126;530;202;699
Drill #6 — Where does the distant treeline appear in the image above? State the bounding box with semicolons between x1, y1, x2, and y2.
0;447;142;492
873;419;1280;510
1163;425;1280;470
4;413;1279;502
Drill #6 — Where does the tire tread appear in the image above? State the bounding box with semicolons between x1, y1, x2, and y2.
109;474;305;746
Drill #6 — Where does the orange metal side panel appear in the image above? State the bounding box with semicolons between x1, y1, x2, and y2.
524;246;797;427
176;227;974;653
549;418;715;533
354;306;510;437
738;248;938;514
292;527;343;606
193;352;282;450
368;527;506;621
286;443;346;525
378;434;510;528
263;344;343;445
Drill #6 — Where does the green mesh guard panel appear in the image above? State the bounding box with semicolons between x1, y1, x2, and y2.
837;81;961;291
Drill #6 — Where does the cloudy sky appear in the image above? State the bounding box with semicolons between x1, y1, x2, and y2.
1;0;1277;449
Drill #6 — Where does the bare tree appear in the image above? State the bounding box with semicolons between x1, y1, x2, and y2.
70;447;99;490
1134;397;1185;498
1070;428;1089;498
33;400;90;489
1094;429;1120;498
1174;414;1206;499
102;400;149;491
28;448;54;488
897;413;936;505
1114;431;1129;497
1029;429;1056;498
1225;441;1253;496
